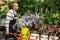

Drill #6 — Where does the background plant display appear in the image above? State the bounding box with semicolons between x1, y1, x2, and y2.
0;4;9;19
0;0;60;25
0;0;60;39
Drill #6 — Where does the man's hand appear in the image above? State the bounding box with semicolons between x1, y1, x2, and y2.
5;31;9;35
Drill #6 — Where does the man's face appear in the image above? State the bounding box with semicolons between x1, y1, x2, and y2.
13;3;19;10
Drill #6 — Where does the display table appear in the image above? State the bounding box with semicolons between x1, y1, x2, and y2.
0;24;5;27
0;24;5;31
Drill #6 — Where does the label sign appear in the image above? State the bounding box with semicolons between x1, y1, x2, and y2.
49;36;58;40
30;33;39;40
41;35;48;40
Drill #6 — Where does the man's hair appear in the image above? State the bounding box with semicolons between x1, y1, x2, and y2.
11;2;18;8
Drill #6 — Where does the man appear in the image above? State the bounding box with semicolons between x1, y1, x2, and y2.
5;2;19;40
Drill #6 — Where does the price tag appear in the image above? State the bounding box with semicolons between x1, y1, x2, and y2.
30;33;39;40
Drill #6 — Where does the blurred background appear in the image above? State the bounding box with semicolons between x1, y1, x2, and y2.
0;0;60;40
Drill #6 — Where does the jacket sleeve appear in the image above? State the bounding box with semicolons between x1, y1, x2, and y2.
5;10;14;32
